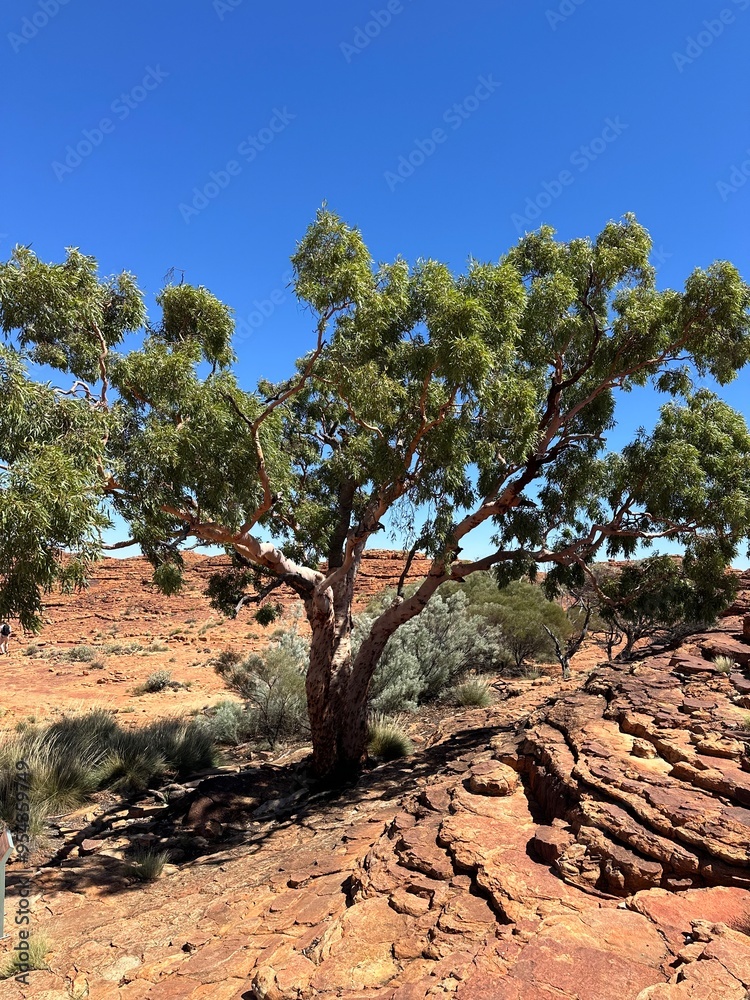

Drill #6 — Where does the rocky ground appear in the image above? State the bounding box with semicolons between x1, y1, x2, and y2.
2;566;750;998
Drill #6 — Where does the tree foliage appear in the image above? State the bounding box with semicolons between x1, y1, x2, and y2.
461;577;571;669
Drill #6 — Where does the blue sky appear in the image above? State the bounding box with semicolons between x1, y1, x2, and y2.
2;0;749;564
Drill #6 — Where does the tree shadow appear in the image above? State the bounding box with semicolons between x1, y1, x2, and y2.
6;719;523;899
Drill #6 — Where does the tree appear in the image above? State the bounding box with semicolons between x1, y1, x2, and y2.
593;553;737;659
465;573;570;670
542;562;621;672
544;605;591;680
2;212;750;777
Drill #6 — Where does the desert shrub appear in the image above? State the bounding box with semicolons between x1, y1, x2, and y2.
59;645;97;662
0;935;49;979
367;716;414;760
220;642;308;749
356;588;509;714
741;715;750;732
452;677;493;707
213;649;244;676
123;848;169;882
103;641;144;655
714;655;736;674
147;641;169;653
201;700;255;745
140;670;174;693
462;578;570;670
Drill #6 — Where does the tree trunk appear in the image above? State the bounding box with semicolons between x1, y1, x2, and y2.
305;556;360;778
305;559;445;779
305;591;338;777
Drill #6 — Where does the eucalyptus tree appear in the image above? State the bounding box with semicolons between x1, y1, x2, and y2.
2;211;750;777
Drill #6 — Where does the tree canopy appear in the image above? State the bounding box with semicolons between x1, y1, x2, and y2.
2;211;750;774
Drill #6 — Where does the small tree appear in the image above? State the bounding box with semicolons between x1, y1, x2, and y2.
593;554;737;659
542;563;619;672
2;213;750;777
543;603;592;680
470;579;571;670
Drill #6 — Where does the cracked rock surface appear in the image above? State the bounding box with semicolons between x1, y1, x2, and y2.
4;573;750;999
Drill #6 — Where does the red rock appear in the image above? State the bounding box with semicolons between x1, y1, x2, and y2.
670;653;717;676
467;762;519;797
493;910;668;1000
629;887;750;954
699;635;750;668
529;825;575;865
79;839;103;856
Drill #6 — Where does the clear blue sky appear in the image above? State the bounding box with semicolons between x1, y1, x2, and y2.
2;0;749;563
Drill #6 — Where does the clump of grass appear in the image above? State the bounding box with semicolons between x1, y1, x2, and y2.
452;677;493;708
741;715;750;732
103;641;144;655
521;665;546;680
0;935;49;979
59;645;97;662
90;659;107;670
146;641;169;654
367;716;414;761
0;710;217;833
714;655;736;674
123;848;169;882
23;644;44;658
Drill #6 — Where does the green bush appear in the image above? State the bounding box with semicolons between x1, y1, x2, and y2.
367;716;414;760
217;630;309;748
103;641;144;655
140;670;174;693
201;700;255;745
463;577;571;670
356;587;510;714
59;645;97;662
452;677;493;707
